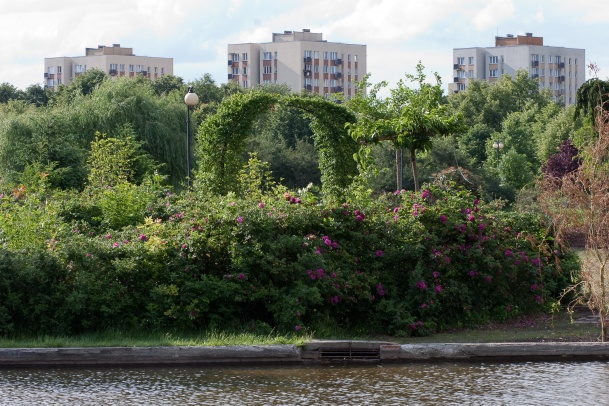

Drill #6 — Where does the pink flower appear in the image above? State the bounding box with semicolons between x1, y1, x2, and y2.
375;250;383;257
238;273;245;280
413;211;419;217
105;234;111;239
473;199;479;205
432;271;440;278
415;280;427;290
421;189;430;199
258;202;264;208
295;325;301;331
478;223;485;231
439;215;447;223
237;216;243;223
139;234;147;241
331;272;337;279
113;242;119;248
393;207;399;213
505;249;512;257
434;285;443;293
534;295;542;303
485;276;492;283
420;303;427;309
469;270;477;277
315;246;321;255
356;215;364;222
229;201;236;206
531;283;538;291
377;283;385;296
86;253;91;257
506;306;511;313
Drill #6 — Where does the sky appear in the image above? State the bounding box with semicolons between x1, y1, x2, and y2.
2;0;608;93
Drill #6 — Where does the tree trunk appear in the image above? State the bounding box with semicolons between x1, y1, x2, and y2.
410;148;419;192
395;149;403;191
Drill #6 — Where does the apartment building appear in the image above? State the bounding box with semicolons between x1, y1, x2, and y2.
227;29;366;99
43;44;173;90
450;33;585;106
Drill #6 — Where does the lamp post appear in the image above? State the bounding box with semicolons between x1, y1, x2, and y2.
184;86;199;188
492;140;504;167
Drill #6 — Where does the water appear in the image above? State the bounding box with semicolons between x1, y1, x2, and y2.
0;361;607;405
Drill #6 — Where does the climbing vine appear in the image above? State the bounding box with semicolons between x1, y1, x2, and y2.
195;90;358;201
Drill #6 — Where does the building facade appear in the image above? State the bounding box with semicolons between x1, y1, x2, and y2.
450;33;585;106
227;29;366;99
43;44;173;91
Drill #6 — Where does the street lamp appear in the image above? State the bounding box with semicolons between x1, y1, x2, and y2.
184;86;199;187
492;140;504;167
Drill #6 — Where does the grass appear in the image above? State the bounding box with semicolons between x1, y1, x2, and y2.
0;330;311;349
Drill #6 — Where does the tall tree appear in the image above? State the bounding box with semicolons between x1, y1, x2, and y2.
0;82;23;103
346;63;464;191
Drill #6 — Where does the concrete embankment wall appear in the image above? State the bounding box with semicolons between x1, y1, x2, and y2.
1;341;609;367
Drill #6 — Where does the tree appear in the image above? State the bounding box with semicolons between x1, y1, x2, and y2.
346;63;464;191
0;82;22;104
151;74;184;96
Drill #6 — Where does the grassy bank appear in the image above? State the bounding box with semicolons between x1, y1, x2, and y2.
0;308;601;348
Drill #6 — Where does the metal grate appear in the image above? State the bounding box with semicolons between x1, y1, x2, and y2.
319;348;380;361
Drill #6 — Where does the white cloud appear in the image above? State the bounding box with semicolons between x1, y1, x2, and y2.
535;7;545;23
227;0;242;17
473;0;515;31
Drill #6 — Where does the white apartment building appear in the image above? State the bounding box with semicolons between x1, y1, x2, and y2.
227;29;366;99
450;33;585;106
43;44;173;91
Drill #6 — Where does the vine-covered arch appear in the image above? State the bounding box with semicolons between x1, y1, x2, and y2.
195;90;358;200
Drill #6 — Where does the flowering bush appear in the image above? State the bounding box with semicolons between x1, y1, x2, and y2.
0;173;576;337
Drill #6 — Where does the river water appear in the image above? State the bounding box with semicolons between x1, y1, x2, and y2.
0;361;607;405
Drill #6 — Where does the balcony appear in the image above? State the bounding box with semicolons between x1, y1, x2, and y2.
559;76;565;82
109;69;118;76
333;86;343;92
453;64;460;70
453;77;460;83
531;61;539;67
305;85;312;91
228;74;233;80
304;56;312;63
44;73;48;78
336;58;342;65
303;70;311;77
559;62;565;69
335;72;342;79
228;60;233;66
531;74;539;79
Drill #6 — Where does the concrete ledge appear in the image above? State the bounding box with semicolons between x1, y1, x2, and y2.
0;345;302;367
383;342;609;362
2;342;609;367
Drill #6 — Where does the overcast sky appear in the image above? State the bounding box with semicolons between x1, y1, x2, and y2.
1;0;606;93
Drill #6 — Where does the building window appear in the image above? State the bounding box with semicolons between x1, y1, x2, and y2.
568;57;571;65
264;66;272;74
161;67;164;74
57;79;61;85
489;56;498;64
457;57;465;65
243;80;248;88
314;51;319;59
75;65;83;73
541;55;545;63
263;52;272;60
314;78;319;86
330;51;338;60
57;66;62;74
330;79;336;87
304;50;312;58
323;51;328;60
274;52;278;59
532;68;539;75
549;56;554;63
541;68;545;76
128;65;133;72
331;66;337;74
314;65;319;73
242;67;247;75
120;64;125;72
354;55;358;62
324;79;328;87
556;56;561;64
348;54;351;61
489;69;498;77
232;67;239;75
232;53;240;62
305;78;311;86
555;69;560;77
47;79;54;86
458;83;466;91
154;67;158;73
48;66;55;74
468;56;474;65
468;70;474;78
242;53;247;61
575;72;578;78
323;65;328;73
110;63;118;71
458;70;465;78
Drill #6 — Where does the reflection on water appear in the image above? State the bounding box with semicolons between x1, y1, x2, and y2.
0;361;607;405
